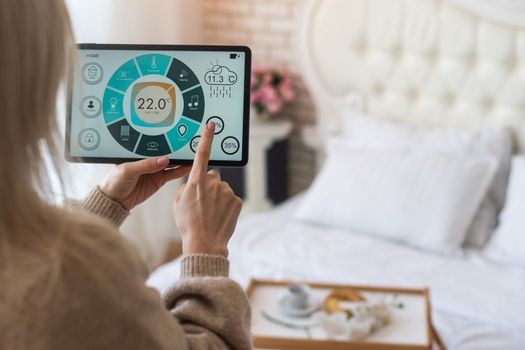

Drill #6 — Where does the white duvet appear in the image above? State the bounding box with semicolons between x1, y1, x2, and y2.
148;196;525;349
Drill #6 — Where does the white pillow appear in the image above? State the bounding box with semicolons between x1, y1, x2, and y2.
295;141;497;254
341;110;513;247
484;156;525;267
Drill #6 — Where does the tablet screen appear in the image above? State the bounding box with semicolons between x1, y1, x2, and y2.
67;44;251;166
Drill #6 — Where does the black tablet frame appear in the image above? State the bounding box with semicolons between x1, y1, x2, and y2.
66;44;251;167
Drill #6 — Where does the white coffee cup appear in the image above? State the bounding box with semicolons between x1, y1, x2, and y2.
283;283;311;309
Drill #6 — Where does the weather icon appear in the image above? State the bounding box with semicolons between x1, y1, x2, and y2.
204;60;238;98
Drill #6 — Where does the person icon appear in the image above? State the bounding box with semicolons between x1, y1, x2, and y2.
80;96;101;118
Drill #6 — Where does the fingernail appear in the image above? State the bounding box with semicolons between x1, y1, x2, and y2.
207;121;215;132
156;157;169;166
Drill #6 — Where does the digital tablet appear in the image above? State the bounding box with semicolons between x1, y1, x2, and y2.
66;44;251;166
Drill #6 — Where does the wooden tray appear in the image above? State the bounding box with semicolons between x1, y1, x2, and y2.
246;279;446;350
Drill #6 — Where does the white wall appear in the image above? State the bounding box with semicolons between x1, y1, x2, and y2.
66;0;203;44
63;0;204;268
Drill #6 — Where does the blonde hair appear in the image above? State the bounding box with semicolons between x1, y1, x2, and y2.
0;0;73;333
0;0;72;231
0;5;150;347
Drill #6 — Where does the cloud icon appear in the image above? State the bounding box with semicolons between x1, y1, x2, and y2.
204;65;238;86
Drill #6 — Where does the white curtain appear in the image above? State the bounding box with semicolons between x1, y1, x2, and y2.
62;0;203;268
449;0;525;27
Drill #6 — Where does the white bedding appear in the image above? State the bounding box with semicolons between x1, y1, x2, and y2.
148;196;525;349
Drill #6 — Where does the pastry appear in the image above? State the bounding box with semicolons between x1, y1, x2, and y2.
324;288;366;317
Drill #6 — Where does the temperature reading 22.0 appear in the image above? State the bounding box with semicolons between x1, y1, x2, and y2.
132;83;175;127
137;97;170;110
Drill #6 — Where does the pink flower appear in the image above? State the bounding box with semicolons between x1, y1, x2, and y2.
250;89;259;103
262;85;277;101
250;63;295;115
262;72;273;85
267;99;283;114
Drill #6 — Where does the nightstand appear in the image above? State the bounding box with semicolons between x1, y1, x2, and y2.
242;119;293;214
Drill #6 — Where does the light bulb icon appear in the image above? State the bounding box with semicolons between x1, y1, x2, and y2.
110;97;118;111
150;56;157;70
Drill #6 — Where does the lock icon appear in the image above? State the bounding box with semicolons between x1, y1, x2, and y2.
78;129;99;151
85;132;95;144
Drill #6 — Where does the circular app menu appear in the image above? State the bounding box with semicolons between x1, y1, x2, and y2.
102;54;205;157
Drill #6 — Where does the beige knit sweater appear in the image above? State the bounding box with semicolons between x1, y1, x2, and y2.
1;187;252;350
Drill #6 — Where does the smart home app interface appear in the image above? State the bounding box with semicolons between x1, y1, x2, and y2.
70;48;247;162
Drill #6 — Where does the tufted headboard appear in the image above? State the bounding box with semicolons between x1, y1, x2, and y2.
296;0;525;152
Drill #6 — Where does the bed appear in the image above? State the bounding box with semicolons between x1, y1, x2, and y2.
149;197;525;349
148;0;525;348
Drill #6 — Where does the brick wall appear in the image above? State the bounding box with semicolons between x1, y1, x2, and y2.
203;0;317;195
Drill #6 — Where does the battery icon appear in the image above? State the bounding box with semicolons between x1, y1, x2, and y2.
230;53;239;59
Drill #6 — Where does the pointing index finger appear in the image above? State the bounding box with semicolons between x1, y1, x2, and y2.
188;122;215;182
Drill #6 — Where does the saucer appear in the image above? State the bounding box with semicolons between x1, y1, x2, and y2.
279;295;320;317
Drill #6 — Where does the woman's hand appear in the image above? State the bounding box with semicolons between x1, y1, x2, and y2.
100;156;191;210
173;122;242;257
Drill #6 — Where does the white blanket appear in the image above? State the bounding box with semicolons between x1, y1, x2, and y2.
148;196;525;349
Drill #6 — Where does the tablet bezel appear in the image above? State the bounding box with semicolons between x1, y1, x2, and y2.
66;44;251;167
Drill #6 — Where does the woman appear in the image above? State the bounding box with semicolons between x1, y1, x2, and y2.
0;0;251;349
